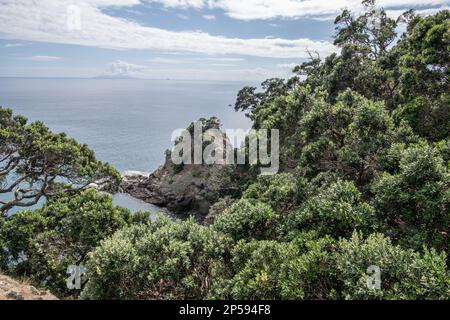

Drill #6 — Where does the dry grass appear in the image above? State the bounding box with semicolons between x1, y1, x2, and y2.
0;274;58;300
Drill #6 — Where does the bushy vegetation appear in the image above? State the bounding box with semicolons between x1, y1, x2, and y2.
0;190;135;296
284;179;377;239
81;217;232;300
334;232;449;300
1;1;449;300
214;199;280;241
373;144;450;253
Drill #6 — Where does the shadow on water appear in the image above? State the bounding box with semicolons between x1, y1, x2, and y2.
112;193;173;220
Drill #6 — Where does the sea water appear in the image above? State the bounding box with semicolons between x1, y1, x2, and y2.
0;78;252;215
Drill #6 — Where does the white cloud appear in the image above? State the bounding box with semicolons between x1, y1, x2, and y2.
147;57;189;63
202;14;216;20
277;63;298;69
0;0;337;59
30;55;63;61
147;0;450;20
106;60;145;76
147;56;245;64
147;0;205;9
208;63;237;67
203;57;244;61
4;43;26;48
0;0;447;62
386;5;450;18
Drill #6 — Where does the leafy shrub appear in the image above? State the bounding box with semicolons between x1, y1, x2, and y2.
0;190;133;295
82;217;232;300
373;144;450;252
213;240;299;299
172;163;184;174
243;173;306;211
0;210;47;274
284;180;377;239
434;139;450;164
204;197;236;226
334;232;450;300
0;217;7;270
214;199;280;241
213;235;336;300
281;235;337;299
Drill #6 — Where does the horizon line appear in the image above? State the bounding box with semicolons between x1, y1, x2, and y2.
0;76;252;83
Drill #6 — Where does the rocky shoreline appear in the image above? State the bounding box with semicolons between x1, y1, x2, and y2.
120;118;246;219
121;152;224;218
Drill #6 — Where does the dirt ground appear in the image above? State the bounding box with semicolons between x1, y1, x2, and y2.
0;274;58;300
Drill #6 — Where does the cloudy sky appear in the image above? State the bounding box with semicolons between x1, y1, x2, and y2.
0;0;448;80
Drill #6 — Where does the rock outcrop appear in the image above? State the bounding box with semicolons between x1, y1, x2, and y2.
121;117;240;217
122;152;229;216
0;274;58;300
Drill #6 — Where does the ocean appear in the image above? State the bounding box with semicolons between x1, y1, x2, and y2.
0;78;252;214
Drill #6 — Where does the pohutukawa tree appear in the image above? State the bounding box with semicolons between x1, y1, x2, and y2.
0;107;121;217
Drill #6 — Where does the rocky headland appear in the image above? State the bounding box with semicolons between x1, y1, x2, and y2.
122;153;224;216
121;118;242;218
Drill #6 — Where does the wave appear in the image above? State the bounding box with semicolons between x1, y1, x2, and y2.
122;170;150;177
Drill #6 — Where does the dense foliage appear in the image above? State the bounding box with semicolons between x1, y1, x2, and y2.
81;217;231;300
81;2;449;300
0;1;449;300
0;190;136;296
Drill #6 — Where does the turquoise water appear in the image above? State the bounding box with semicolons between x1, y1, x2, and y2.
0;78;251;214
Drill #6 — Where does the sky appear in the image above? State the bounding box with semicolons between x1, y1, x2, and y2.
0;0;449;81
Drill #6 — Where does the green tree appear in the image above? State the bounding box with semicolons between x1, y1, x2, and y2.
334;0;397;59
234;78;289;126
0;107;121;216
399;10;449;102
298;90;395;185
373;144;450;253
394;10;450;142
0;190;133;295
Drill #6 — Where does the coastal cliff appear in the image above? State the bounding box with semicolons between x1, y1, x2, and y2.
121;152;222;216
122;152;241;218
121;118;243;217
